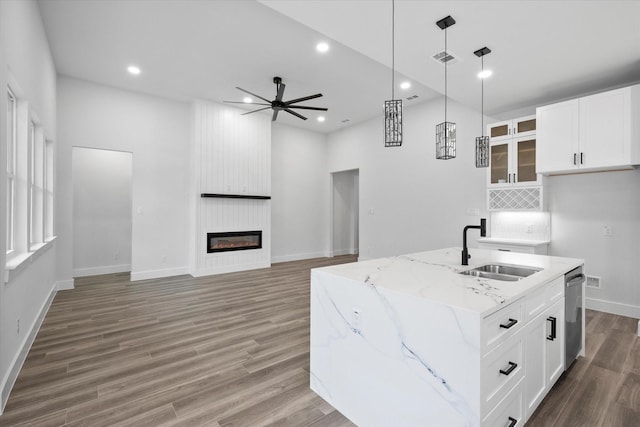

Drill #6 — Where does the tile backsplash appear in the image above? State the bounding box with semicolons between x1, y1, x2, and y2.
490;211;550;241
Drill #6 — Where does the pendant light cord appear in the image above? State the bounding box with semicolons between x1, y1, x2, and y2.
444;26;447;123
391;0;395;101
481;55;484;136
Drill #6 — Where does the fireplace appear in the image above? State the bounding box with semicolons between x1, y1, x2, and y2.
207;230;262;253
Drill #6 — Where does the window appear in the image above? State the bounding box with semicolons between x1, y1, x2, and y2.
6;88;16;254
44;139;54;240
29;122;45;248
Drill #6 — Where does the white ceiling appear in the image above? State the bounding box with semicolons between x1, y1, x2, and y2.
38;0;640;134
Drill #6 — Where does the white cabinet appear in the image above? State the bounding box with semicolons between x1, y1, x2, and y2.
523;278;565;421
488;115;540;187
488;116;537;141
537;85;640;174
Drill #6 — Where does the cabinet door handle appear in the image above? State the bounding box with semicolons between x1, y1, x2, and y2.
500;318;518;329
513;173;517;183
507;416;518;427
500;361;518;376
580;152;584;165
573;153;577;165
507;174;511;183
547;316;557;341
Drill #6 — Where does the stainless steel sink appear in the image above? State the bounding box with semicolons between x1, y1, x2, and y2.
459;264;541;281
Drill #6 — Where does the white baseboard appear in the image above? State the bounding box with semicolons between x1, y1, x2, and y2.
192;261;271;277
586;297;640;319
56;279;74;291
271;251;328;263
130;266;190;282
1;282;56;415
332;248;358;256
73;264;131;277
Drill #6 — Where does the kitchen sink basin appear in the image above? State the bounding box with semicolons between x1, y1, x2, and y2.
459;264;541;282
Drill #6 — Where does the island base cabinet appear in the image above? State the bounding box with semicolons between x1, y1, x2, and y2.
524;298;565;421
483;378;524;427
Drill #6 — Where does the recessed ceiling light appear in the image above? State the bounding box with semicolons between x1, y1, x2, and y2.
478;69;493;79
400;81;411;90
317;116;326;122
316;42;329;53
243;97;252;103
127;65;141;75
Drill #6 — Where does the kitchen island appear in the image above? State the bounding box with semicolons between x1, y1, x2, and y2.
310;247;583;427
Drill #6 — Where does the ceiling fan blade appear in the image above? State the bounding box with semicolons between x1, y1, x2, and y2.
285;93;323;105
284;108;308;120
224;101;270;106
235;87;272;104
276;82;286;102
241;106;272;115
272;109;279;121
286;105;328;111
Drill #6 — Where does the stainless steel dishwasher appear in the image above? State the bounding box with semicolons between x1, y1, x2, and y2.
565;265;585;368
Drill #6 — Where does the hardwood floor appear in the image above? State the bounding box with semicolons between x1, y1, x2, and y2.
0;256;638;426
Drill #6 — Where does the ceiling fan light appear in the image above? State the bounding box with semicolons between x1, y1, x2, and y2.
400;81;411;90
317;116;326;122
243;97;252;103
478;69;493;79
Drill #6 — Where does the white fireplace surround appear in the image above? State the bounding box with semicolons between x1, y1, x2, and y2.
191;101;272;276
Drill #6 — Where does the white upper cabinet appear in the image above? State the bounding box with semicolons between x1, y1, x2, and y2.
536;85;640;174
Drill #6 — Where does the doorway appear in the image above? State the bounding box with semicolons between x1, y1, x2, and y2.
331;169;359;257
72;147;132;277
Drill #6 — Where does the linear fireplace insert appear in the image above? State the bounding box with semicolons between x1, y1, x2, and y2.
207;230;262;253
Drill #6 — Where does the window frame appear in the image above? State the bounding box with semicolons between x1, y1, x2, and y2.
6;87;17;255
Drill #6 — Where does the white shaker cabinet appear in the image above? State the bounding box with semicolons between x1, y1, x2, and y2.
523;278;565;421
537;85;640;174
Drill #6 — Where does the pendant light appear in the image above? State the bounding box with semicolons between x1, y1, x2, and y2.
474;46;491;168
435;15;456;160
384;0;402;147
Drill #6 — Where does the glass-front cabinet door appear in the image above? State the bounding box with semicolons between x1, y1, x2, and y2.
516;137;537;184
490;141;510;185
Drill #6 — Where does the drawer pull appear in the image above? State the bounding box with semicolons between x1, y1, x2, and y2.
547;316;557;341
507;416;518;427
499;318;518;329
499;361;518;376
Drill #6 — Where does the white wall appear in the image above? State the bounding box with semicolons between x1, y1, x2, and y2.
0;0;57;413
72;147;132;277
328;97;489;260
332;169;359;256
57;77;190;283
271;124;329;262
547;169;640;317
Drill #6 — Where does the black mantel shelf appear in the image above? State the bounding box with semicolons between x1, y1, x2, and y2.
201;193;271;200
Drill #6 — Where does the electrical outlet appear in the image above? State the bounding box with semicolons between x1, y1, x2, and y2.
16;319;20;334
526;224;534;234
114;251;120;261
161;255;167;264
602;225;613;236
351;308;362;332
368;208;375;215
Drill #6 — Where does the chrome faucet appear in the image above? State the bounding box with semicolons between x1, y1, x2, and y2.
462;218;487;265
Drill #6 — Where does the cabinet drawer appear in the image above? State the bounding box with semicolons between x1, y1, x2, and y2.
524;285;547;323
482;332;524;417
483;300;524;353
483;378;524;427
546;276;564;304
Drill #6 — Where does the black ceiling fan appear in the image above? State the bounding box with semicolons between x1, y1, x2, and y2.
225;76;327;121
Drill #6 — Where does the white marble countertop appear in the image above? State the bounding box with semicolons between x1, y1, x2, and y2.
313;247;583;317
477;237;551;246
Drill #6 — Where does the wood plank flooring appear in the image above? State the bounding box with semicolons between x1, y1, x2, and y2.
0;256;638;426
